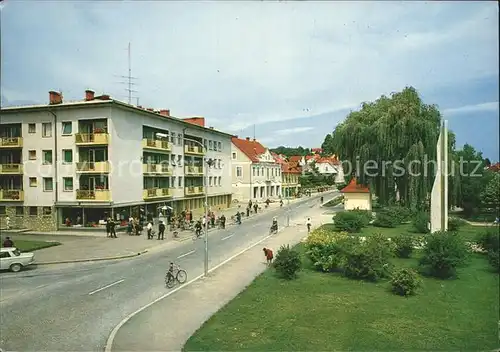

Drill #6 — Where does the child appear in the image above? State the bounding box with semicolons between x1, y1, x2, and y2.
263;247;273;266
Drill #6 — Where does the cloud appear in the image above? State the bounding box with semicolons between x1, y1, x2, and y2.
275;127;314;136
442;102;499;116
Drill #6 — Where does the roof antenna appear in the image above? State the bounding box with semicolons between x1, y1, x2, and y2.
253;124;256;140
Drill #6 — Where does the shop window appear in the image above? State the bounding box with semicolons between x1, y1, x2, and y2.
29;207;38;216
15;206;24;216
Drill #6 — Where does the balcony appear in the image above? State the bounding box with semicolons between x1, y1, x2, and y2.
142;188;172;200
76;189;111;201
184;165;203;176
143;163;172;175
0;137;23;149
0;189;24;201
0;164;23;174
75;133;109;146
142;138;171;153
185;186;204;196
184;145;204;156
75;161;110;173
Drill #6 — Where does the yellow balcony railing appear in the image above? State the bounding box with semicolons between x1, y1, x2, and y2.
0;137;23;148
142;138;171;152
184;145;204;155
76;189;111;201
143;163;171;175
0;189;24;201
75;161;110;173
75;133;109;146
184;165;203;175
0;164;23;174
185;186;204;196
142;188;172;200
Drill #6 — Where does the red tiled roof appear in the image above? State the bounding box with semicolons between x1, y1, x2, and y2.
182;117;205;127
289;155;302;163
488;162;500;172
340;178;370;193
282;161;302;174
232;137;267;162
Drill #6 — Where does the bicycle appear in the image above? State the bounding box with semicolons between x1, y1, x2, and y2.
165;263;188;288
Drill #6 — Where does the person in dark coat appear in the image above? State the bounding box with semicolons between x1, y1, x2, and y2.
3;237;14;247
158;221;165;240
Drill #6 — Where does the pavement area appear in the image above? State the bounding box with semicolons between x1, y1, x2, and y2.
108;203;327;352
0;191;338;352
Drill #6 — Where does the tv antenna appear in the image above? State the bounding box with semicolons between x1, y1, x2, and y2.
114;42;138;104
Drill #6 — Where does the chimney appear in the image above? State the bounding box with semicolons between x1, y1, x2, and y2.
100;94;110;100
209;126;214;129
147;108;154;112
85;89;95;101
159;109;170;117
49;91;63;105
246;137;250;141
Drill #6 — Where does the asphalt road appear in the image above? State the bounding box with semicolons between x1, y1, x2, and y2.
0;192;336;352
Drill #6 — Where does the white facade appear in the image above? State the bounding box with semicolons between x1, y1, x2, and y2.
0;97;233;229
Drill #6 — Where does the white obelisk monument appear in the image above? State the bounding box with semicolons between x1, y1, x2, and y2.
430;120;449;233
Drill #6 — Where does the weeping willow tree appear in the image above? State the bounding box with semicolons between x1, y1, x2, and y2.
326;86;459;209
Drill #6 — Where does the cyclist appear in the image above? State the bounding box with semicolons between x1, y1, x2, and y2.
166;262;175;282
270;217;278;234
194;220;202;238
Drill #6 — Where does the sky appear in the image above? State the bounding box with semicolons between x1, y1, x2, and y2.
1;1;499;159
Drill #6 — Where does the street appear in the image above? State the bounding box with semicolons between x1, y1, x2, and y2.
0;192;334;352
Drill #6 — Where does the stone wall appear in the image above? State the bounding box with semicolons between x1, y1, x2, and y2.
0;206;57;232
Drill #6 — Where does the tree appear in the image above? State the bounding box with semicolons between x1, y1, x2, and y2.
481;172;500;213
330;86;459;209
321;134;334;155
269;146;311;158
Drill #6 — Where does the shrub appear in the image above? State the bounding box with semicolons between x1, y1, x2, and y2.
392;234;415;258
305;229;357;272
273;244;302;280
384;206;413;224
447;217;467;231
343;233;393;281
333;211;366;233
373;212;399;228
413;212;430;233
476;229;499;253
350;209;373;226
390;268;422;296
488;250;499;273
419;231;470;279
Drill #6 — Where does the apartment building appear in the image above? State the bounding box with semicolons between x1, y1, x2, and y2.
231;137;282;202
0;90;232;231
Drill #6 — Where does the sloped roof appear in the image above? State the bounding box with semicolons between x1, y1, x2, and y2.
340;178;370;193
232;137;267;162
283;161;302;174
289;155;302;163
488;162;500;172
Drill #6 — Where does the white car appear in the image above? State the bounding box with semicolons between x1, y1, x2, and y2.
0;247;35;272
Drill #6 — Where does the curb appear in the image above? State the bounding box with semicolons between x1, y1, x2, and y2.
34;250;148;265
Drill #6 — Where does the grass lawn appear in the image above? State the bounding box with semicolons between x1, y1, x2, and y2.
321;222;494;241
8;240;61;252
184;245;499;351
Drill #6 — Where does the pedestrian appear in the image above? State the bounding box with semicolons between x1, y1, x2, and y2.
246;206;250;217
210;212;215;228
306;217;312;233
263;247;273;266
5;215;10;230
109;218;117;238
147;221;153;239
220;214;226;229
320;196;324;204
158;221;165;240
3;236;14;247
253;203;258;214
106;217;111;237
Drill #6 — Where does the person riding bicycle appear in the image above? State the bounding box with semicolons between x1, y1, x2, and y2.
166;262;175;282
270;217;278;233
194;220;202;238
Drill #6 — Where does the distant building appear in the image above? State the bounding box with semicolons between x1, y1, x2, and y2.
231;137;282;202
340;178;371;211
294;154;345;183
271;152;301;198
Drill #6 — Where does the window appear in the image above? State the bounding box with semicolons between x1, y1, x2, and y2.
171;132;176;143
61;121;72;135
42;122;52;137
232;152;237;160
63;177;73;191
236;166;243;177
171;154;177;165
217;159;221;169
218;176;222;186
42;150;53;164
43;177;53;191
178;176;182;188
203;139;208;149
253;167;256;176
29;177;37;187
177;155;182;166
177;134;183;146
209;176;213;186
209;140;213;150
15;206;23;216
28;123;36;133
28;150;36;160
63;149;73;163
172;176;176;187
29;207;38;216
43;207;52;215
0;252;10;259
0;206;5;215
217;141;221;151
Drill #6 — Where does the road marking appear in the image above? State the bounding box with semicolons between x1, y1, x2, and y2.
88;279;124;296
105;230;278;352
221;234;234;241
177;250;196;259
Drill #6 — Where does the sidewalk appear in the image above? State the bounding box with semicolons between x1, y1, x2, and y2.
109;206;323;352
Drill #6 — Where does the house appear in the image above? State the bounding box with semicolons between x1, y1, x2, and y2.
340;178;372;211
271;152;302;198
231;137;282;202
0;89;233;231
296;154;345;183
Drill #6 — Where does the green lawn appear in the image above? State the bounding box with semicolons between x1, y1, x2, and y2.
6;240;60;252
184;245;499;351
321;222;493;241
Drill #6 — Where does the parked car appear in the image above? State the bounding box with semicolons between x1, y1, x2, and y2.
0;247;35;272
